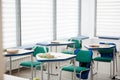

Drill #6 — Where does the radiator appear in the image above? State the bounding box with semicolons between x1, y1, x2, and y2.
5;55;31;71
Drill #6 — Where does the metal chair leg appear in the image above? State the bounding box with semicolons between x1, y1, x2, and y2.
72;72;73;80
34;68;36;77
17;66;20;76
96;62;98;73
110;62;112;78
34;65;40;77
116;55;118;74
91;63;94;80
79;73;81;80
59;70;62;80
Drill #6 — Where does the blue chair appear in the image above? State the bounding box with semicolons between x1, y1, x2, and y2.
59;50;92;80
18;45;49;77
93;42;117;77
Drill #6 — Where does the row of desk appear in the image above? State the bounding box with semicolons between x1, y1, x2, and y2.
4;40;76;80
36;43;117;80
4;36;118;80
4;49;34;79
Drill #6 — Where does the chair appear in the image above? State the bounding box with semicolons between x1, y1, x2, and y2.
18;45;49;77
93;42;117;77
59;50;92;80
61;39;82;54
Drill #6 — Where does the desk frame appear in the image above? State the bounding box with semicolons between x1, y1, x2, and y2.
36;41;75;52
36;53;76;80
4;49;34;80
85;44;116;80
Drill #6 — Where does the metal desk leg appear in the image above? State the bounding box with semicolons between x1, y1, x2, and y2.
9;56;12;75
115;53;119;79
47;63;50;80
91;61;93;80
72;43;76;80
41;63;43;80
50;46;52;52
55;46;58;69
90;50;93;80
73;58;76;80
31;54;33;80
112;48;116;79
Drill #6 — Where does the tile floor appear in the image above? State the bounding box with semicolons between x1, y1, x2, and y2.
10;62;118;80
11;68;112;80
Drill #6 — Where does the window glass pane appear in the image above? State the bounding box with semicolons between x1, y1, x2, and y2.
2;0;17;48
96;0;120;37
57;0;79;39
21;0;53;45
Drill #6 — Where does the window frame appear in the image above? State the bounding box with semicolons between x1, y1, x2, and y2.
95;0;120;38
2;0;82;48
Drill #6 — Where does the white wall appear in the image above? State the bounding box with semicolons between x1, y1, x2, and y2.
81;0;95;38
0;0;4;79
81;0;120;75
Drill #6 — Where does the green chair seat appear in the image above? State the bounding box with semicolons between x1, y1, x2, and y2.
20;61;40;68
93;42;117;78
18;46;49;78
60;50;92;80
93;57;112;62
61;51;73;54
61;65;89;73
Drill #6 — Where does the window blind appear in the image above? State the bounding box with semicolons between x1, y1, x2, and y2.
96;0;120;37
57;0;79;39
2;0;17;48
21;0;53;45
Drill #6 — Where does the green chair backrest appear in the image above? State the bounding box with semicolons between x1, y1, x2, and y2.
98;48;113;54
68;39;82;49
76;50;92;63
32;46;49;57
98;48;114;58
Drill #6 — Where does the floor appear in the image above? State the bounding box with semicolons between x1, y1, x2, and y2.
12;69;111;80
10;61;119;80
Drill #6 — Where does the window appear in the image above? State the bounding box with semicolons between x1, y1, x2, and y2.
57;0;79;39
96;0;120;37
2;0;17;48
21;0;53;45
2;0;81;47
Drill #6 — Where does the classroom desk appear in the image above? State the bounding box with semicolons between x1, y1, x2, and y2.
36;40;75;75
85;44;116;79
36;52;76;80
36;40;75;52
4;49;33;80
71;35;89;40
36;40;75;46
